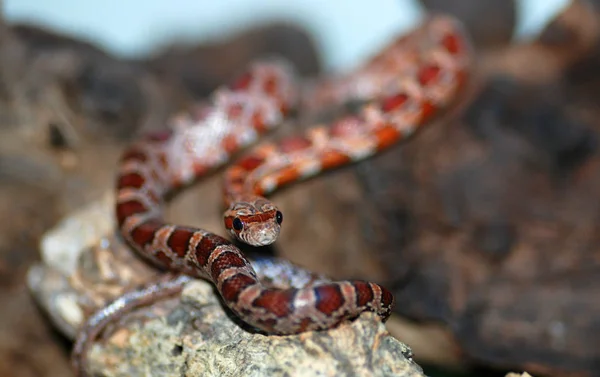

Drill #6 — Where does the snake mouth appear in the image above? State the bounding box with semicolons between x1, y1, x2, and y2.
242;223;280;247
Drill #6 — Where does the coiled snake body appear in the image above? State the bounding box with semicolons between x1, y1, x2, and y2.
72;15;471;375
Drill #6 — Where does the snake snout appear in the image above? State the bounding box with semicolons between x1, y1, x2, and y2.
246;222;280;247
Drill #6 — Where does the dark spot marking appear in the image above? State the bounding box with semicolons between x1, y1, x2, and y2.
381;93;408;113
220;273;256;302
253;289;295;317
353;281;375;308
195;235;230;267
238;155;265;171
116;200;147;225
380;288;394;319
117;172;146;190
251;111;266;131
130;221;161;247
314;285;345;316
166;228;195;258
418;64;441;86
210;250;248;281
442;33;461;55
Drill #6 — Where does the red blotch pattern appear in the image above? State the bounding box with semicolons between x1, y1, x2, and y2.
418;64;441;86
352;281;375;308
238;155;265;171
210;251;247;281
196;234;230;267
253;289;295;317
221;274;256;302
279;136;312;153
130;221;161;247
314;285;345;316
166;228;195;258
116;200;147;226
381;93;409;113
442;33;461;55
117;172;146;190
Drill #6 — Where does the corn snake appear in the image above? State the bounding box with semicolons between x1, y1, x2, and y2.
71;15;471;376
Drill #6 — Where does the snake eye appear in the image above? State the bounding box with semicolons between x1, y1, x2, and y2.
275;211;283;224
232;218;243;231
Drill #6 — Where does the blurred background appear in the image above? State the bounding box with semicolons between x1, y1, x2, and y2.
5;0;568;70
2;1;600;377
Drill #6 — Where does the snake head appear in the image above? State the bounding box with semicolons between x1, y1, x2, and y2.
224;197;283;246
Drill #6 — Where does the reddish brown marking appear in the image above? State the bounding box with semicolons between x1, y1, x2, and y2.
166;228;195;258
117;172;145;190
230;72;253;90
314;285;345;316
222;134;239;154
210;250;248;281
381;93;409;113
251;111;266;132
195;235;230;267
237;155;265;171
330;117;362;138
130;221;161;247
253;289;295;317
442;33;461;55
375;126;401;149
154;250;173;268
418;64;441;86
380;288;394;319
121;148;147;163
223;216;234;231
116;201;148;225
233;209;277;226
352;281;375;307
279;136;312;153
273;166;300;188
321;150;351;170
226;103;244;119
191;162;209;177
263;75;277;95
220;273;256;302
420;101;437;122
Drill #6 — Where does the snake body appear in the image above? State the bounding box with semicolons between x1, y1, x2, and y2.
73;15;471;375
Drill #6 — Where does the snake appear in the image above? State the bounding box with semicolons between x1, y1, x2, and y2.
71;15;471;376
